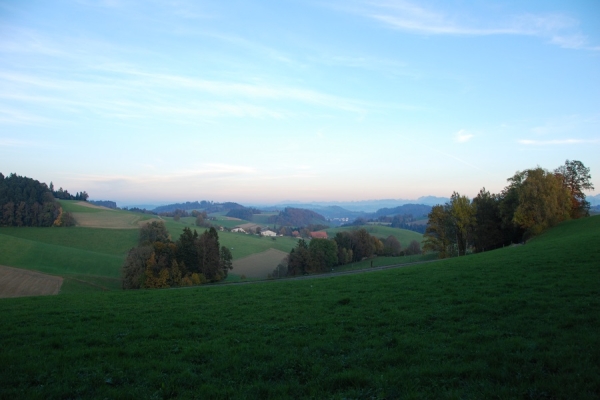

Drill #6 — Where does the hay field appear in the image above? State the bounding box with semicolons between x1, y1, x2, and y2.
60;200;157;229
73;211;157;229
0;265;63;298
231;248;288;278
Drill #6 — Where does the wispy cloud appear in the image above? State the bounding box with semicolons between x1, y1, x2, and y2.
0;107;53;125
344;0;598;50
454;129;474;143
0;137;45;147
518;138;599;145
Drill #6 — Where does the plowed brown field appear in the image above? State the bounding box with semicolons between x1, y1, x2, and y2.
0;265;63;298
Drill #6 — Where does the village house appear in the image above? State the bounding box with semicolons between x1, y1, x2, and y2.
309;231;328;239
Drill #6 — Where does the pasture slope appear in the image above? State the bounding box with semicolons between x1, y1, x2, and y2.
0;216;598;398
0;202;300;293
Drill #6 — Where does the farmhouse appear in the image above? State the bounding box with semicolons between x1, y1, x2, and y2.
310;231;328;239
231;227;246;233
261;229;277;237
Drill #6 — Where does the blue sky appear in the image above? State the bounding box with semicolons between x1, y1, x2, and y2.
1;0;598;205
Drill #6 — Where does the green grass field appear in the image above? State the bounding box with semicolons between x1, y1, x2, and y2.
160;217;299;260
0;227;138;293
0;216;598;398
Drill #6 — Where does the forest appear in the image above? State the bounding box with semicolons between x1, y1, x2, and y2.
0;173;89;227
0;173;71;227
282;229;422;277
122;221;232;289
423;160;594;258
268;207;327;227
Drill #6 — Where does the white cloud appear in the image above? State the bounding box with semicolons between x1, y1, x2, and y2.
454;129;474;143
346;1;599;50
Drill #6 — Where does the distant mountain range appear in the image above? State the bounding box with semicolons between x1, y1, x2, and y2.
588;194;600;206
116;196;450;216
258;196;449;213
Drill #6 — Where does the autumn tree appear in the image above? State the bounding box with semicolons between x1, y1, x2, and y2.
512;167;571;238
308;239;338;273
122;245;154;289
382;235;402;256
423;205;453;258
139;220;170;245
423;193;475;257
555;159;595;218
287;239;310;276
472;188;504;252
220;246;233;278
405;240;421;256
448;192;476;256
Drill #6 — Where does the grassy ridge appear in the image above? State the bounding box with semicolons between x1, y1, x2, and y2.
0;216;598;398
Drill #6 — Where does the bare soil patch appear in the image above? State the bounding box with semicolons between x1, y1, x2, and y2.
0;265;63;298
232;248;288;278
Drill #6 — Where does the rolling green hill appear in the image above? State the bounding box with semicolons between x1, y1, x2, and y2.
0;216;598;398
0;227;138;292
0;207;299;292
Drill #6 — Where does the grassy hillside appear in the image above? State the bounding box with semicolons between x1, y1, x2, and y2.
62;201;157;229
326;224;423;247
160;217;299;260
0;227;138;293
0;211;298;293
0;216;598;398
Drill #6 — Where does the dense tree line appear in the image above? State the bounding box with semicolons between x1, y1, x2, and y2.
152;201;245;214
277;224;330;237
122;207;158;215
122;221;232;289
347;214;426;234
424;160;594;258
268;207;327;227
370;204;432;219
226;207;261;221
0;173;66;227
283;229;421;276
49;182;88;201
89;200;117;209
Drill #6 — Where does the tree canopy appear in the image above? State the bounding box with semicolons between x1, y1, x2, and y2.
423;160;593;258
122;223;232;289
0;173;60;227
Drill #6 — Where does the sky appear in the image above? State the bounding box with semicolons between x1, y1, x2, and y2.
1;0;599;206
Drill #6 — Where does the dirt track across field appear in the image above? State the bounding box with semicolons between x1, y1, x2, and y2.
0;265;63;298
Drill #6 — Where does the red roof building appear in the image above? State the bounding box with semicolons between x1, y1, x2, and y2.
309;231;328;239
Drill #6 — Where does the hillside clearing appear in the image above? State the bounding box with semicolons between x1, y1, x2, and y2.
0;265;63;298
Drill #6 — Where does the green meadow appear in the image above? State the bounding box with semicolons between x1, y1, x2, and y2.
0;216;598;398
0;227;137;293
0;206;301;291
160;216;299;260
